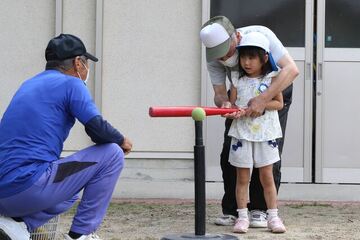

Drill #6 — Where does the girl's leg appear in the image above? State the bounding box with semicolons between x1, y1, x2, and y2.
259;164;286;233
258;165;277;210
233;167;250;233
235;168;250;209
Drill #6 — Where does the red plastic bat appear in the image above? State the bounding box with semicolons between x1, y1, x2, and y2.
149;106;240;117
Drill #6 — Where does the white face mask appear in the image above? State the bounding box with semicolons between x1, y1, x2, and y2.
77;61;90;85
219;50;238;67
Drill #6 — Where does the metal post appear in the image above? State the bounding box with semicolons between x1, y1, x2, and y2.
161;120;238;240
194;121;205;235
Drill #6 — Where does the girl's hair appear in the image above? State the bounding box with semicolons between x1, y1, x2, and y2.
237;46;273;78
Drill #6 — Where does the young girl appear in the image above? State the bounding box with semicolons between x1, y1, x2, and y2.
227;31;286;234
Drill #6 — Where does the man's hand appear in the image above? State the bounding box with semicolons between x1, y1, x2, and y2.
121;137;133;155
221;101;232;108
245;95;267;118
221;101;245;119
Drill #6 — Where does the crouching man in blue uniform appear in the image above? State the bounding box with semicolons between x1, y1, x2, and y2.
0;34;132;240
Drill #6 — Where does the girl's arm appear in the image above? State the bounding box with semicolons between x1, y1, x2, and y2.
225;84;246;119
266;91;284;111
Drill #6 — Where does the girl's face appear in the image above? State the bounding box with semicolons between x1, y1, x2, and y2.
239;54;266;78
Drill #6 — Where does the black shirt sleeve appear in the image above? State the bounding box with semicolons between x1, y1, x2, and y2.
85;115;124;145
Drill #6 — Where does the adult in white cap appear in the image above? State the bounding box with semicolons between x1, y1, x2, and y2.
200;16;299;228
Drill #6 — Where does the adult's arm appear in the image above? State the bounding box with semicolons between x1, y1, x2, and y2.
246;53;299;117
85;115;124;145
213;84;244;119
207;60;232;108
213;84;230;107
85;115;132;154
262;53;299;101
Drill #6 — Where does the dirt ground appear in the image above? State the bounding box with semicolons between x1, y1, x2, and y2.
55;199;360;240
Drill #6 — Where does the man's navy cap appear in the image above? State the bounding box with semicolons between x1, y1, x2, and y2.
45;34;98;62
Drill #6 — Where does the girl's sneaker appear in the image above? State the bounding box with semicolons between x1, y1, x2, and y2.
267;217;286;233
233;218;249;233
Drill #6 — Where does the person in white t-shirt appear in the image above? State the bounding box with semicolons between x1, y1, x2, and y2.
200;16;299;228
228;31;286;234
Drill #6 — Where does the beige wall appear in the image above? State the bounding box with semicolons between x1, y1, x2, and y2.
0;0;54;117
62;0;98;150
102;0;202;152
0;0;202;156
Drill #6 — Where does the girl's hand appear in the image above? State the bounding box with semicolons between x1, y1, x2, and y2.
222;104;246;119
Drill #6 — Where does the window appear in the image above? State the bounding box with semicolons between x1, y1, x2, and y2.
325;0;360;48
210;0;305;47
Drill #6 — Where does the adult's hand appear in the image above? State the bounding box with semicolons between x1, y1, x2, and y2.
245;95;267;118
121;137;133;155
221;101;232;109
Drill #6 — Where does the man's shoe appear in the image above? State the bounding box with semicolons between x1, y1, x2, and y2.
249;210;267;228
0;216;30;240
64;233;102;240
233;218;249;233
268;216;286;233
214;214;236;226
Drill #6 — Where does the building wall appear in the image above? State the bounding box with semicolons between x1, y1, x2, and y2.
0;0;202;189
101;0;202;152
2;1;360;201
99;0;203;185
0;0;55;117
